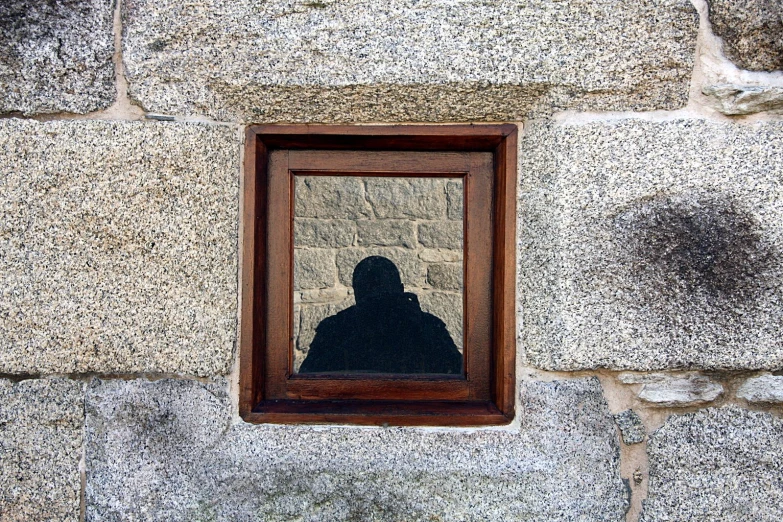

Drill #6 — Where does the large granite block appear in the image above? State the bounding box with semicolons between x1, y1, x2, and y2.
85;377;627;521
122;0;697;121
641;407;783;521
0;378;85;521
0;120;239;376
519;120;783;371
708;0;783;71
0;0;115;115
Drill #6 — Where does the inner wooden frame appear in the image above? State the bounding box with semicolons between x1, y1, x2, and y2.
240;125;517;426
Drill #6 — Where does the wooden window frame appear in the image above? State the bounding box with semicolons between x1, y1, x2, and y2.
240;124;517;426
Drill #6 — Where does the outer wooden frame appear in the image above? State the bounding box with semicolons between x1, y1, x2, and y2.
240;125;517;426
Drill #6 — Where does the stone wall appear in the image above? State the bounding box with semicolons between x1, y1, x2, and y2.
293;176;464;370
1;0;783;520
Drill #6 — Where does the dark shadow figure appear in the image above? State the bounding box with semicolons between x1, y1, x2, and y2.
299;256;463;374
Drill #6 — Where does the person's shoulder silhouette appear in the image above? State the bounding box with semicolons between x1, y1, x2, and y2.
299;256;462;374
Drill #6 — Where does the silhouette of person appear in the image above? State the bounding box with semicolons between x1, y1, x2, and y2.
299;256;463;374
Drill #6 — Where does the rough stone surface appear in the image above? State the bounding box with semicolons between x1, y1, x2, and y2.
293;248;336;290
365;178;447;220
0;120;239;375
86;377;627;521
0;0;115;115
641;407;783;521
519;120;783;371
122;0;697;121
419;291;464;351
0;378;84;521
336;247;426;289
427;263;463;291
613;409;646;445
418;221;464;249
294;219;355;248
357;220;416;248
708;0;783;71
295;177;372;219
703;84;783;115
446;181;464;221
638;375;724;406
737;373;783;403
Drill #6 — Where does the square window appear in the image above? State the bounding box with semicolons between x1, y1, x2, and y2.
239;125;517;426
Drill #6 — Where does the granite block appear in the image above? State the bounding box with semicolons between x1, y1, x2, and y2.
708;0;783;71
0;378;84;522
122;0;698;121
85;377;627;521
0;0;115;114
0;120;239;375
519;120;783;371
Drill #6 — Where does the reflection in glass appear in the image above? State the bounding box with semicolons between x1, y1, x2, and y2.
299;256;462;374
293;175;464;374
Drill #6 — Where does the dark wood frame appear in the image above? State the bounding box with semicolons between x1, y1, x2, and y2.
240;125;517;426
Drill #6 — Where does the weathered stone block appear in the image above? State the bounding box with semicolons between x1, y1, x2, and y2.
356;219;416;248
418;291;463;351
426;263;463;291
641;407;783;521
365;178;447;220
418;248;462;263
0;120;238;375
294;176;372;219
708;0;783;71
122;0;697;121
446;180;464;221
638;375;723;406
336;247;425;288
520;120;783;371
294;218;355;248
613;409;646;445
418;221;463;249
294;298;354;364
737;373;783;403
85;377;627;520
294;249;336;290
0;378;84;521
0;0;115;115
703;84;783;115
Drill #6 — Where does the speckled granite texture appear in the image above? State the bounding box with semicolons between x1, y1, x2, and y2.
85;377;627;521
0;0;115;115
0;378;85;522
640;407;783;521
0;120;239;375
122;0;698;122
519;120;783;371
708;0;783;71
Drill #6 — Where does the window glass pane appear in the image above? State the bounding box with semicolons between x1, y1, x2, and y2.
292;175;464;375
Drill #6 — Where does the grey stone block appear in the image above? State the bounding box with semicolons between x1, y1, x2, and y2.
365;178;447;220
736;374;783;403
708;0;783;71
641;407;783;521
446;180;464;221
417;221;463;249
613;409;646;445
0;0;115;115
0;120;238;376
418;291;463;351
336;247;425;288
703;84;783;115
295;176;372;219
294;298;353;364
85;377;627;521
0;378;84;521
418;248;462;263
356;219;416;248
426;263;463;291
294;249;336;290
638;375;723;406
121;0;697;121
519;120;783;371
294;218;355;248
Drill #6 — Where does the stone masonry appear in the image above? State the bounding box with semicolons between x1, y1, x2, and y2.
293;176;464;370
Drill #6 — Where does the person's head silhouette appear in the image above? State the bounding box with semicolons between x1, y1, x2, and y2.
352;256;404;304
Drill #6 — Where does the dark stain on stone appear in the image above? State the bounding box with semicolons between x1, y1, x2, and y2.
614;191;777;306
